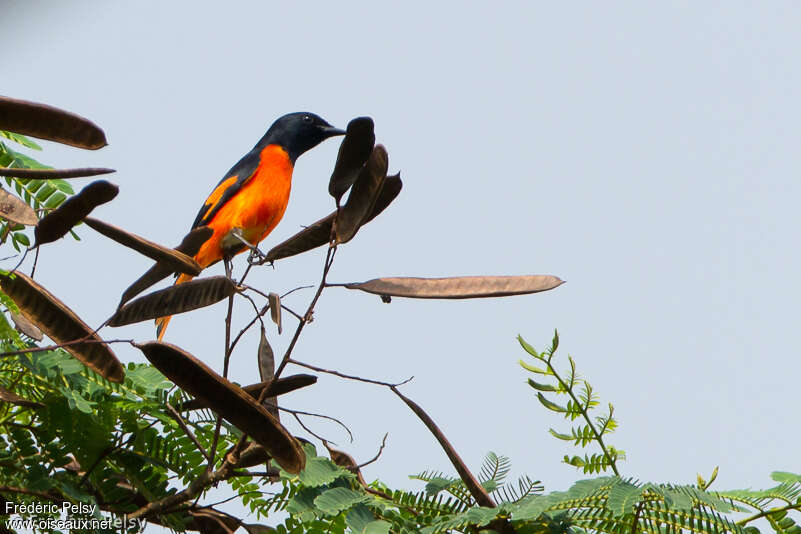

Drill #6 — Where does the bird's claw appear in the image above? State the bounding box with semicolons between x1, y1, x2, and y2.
247;246;268;265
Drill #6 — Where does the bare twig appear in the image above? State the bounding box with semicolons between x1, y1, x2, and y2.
288;358;413;388
281;285;314;298
280;304;303;322
358;433;389;469
280;405;353;442
273;244;337;380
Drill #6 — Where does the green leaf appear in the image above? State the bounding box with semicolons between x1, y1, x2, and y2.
527;378;558;392
519;360;549;375
536;392;566;413
517;335;539;357
548;429;573;441
772;471;801;483
12;232;30;247
606;480;641;516
362;520;391;534
43;191;67;209
313;487;369;515
297;455;350;487
0;130;42;151
345;503;376;533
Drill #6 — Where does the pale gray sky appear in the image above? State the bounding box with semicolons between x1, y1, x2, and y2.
3;2;800;531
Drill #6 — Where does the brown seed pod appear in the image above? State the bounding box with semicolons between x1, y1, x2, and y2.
0;167;115;180
118;226;213;307
0;272;124;382
34;180;119;245
10;311;43;341
109;276;236;327
137;341;305;473
0;385;44;408
265;172;402;263
336;145;389;244
0;96;107;149
328;117;375;202
345;275;565;299
83;217;201;276
180;374;317;412
0;188;38;226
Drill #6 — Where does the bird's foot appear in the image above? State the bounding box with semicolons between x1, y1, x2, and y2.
246;246;268;265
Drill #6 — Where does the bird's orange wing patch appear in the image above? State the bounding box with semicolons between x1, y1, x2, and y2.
203;175;239;214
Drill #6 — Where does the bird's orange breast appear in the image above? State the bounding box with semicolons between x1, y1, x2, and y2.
194;145;294;267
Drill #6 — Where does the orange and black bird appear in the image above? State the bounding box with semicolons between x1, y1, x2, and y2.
155;112;345;340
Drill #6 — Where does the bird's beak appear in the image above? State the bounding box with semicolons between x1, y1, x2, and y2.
322;125;346;138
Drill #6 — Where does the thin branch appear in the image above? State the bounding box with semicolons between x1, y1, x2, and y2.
545;351;621;476
358;433;388;469
631;501;644;534
737;503;801;526
280;303;303;322
280;405;353;442
281;285;314;298
273;244;337;380
288;358;413;388
291;411;329;443
0;485;63;502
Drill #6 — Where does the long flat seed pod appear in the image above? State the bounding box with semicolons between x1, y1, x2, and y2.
328;117;375;202
265;212;335;262
362;172;402;225
345;275;565;299
118;226;213;308
34;180;119;245
83;217;201;276
257;327;278;419
0;385;44;408
0;188;38;226
0;272;124;382
0;167;115;180
109;275;236;327
264;173;402;263
0;96;107;150
10;311;43;341
180;374;317;412
137;341;305;473
267;292;282;334
336;145;389;244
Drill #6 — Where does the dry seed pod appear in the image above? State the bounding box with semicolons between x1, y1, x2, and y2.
0;167;115;180
84;217;201;276
10;311;43;341
328;117;375;202
0;272;124;382
181;374;317;412
0;188;38;226
109;276;236;327
345;275;565;299
0;385;44;408
336;145;388;244
118;226;213;307
0;96;107;149
34;180;119;245
265;173;401;262
268;292;282;334
137;341;305;473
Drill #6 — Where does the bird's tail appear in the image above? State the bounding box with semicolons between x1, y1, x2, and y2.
155;272;195;341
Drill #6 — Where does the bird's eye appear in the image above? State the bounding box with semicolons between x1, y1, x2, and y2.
302;115;313;123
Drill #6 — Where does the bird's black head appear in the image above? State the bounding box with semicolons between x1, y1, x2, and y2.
258;112;345;162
